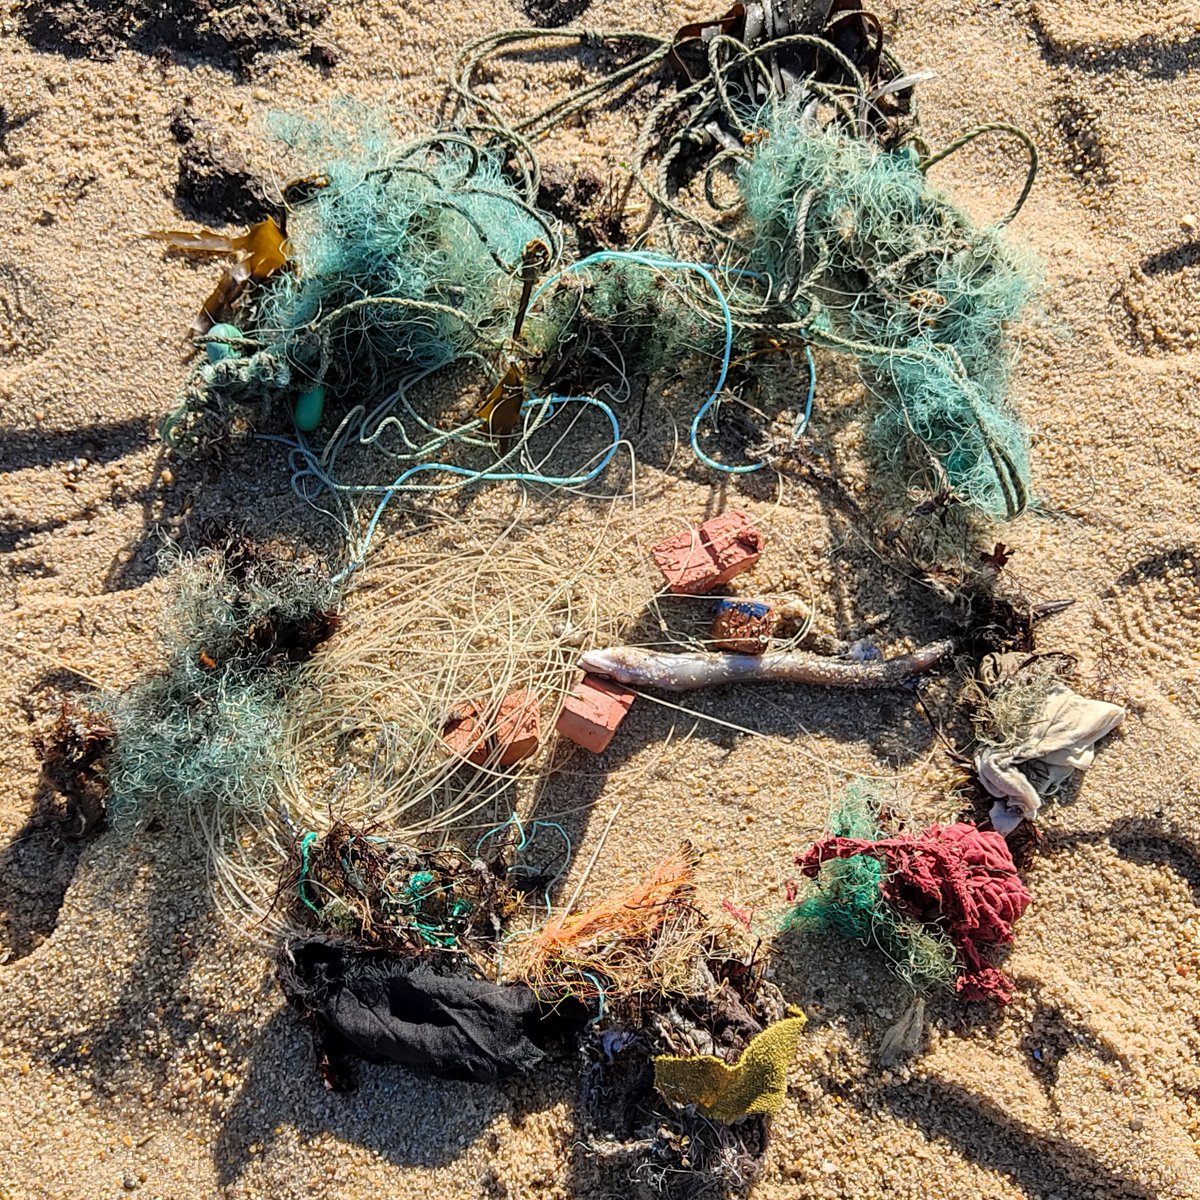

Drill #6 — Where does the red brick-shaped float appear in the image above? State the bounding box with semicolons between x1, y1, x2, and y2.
556;674;637;753
495;688;541;766
651;511;763;594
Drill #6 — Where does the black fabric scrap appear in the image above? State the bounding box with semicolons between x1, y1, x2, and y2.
278;938;585;1086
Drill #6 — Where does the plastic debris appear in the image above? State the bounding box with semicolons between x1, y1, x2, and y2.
513;845;702;1008
879;996;926;1066
973;652;1126;834
798;822;1032;1003
711;598;775;654
100;541;339;830
555;673;636;753
288;821;516;956
786;787;961;995
740;106;1036;519
205;322;244;364
653;1014;807;1122
651;512;764;594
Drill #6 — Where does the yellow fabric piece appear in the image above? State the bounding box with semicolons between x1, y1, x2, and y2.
653;1014;807;1123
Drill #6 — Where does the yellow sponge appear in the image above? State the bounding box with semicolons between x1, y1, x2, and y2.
652;1013;806;1123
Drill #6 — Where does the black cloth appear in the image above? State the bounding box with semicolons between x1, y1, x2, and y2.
278;938;583;1085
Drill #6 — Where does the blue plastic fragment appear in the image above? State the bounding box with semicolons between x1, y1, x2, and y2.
715;598;772;620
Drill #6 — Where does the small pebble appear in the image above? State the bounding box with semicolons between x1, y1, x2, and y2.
1181;214;1197;232
294;384;326;432
205;323;243;364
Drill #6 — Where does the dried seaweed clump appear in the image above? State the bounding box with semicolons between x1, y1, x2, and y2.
577;950;789;1200
32;700;114;835
102;540;339;829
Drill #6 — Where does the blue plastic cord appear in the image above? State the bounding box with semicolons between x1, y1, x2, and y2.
476;812;572;919
278;391;622;583
298;830;320;914
527;249;761;475
796;344;816;437
581;972;607;1023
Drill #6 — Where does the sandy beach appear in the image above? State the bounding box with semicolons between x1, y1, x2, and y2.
1;1;1199;1197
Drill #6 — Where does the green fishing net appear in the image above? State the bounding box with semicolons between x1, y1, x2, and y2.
156;27;1040;538
102;544;337;829
785;784;959;994
258;114;552;397
526;251;732;391
739;104;1035;519
163;110;557;461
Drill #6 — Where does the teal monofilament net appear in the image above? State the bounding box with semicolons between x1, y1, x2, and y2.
786;785;959;994
160;116;643;566
159;23;1038;554
258;121;554;399
738;103;1034;519
101;546;336;832
455;25;1037;520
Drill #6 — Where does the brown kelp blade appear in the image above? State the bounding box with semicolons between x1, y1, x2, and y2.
668;4;747;80
147;216;290;336
196;260;251;336
145;228;245;255
478;362;526;441
236;217;290;280
146;217;289;276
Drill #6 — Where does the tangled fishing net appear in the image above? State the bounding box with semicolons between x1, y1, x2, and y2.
152;7;1038;567
101;541;339;836
739;107;1034;519
206;503;677;939
280;819;520;968
450;15;1038;528
160;112;628;560
785;784;960;994
261;117;550;386
793;784;1032;1002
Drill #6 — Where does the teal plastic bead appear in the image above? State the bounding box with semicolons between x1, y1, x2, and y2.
294;384;326;432
205;323;243;364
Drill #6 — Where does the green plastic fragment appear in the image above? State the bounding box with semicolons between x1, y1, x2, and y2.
206;323;243;364
294;383;326;432
407;871;434;896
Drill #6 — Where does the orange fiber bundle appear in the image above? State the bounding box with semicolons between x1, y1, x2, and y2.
515;845;700;1006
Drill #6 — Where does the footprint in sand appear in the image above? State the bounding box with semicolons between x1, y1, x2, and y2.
1096;546;1200;720
0;262;53;367
1111;245;1200;356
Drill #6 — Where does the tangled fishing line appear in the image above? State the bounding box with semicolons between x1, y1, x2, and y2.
153;3;1039;577
205;501;684;940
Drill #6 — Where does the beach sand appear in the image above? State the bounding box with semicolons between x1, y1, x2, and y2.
1;1;1198;1196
